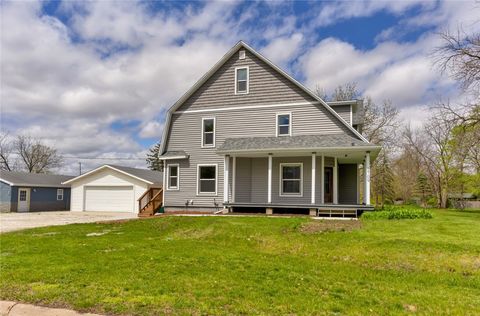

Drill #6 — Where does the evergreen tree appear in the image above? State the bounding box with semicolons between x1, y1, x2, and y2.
415;173;431;207
146;141;163;171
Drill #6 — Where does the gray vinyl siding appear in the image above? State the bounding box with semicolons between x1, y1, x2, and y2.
163;46;365;210
228;156;357;206
338;164;358;204
177;48;315;112
331;105;352;125
235;157;251;203
0;181;12;212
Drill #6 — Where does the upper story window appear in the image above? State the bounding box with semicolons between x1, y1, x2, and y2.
167;164;179;190
57;189;64;201
276;113;291;136
235;66;249;94
280;163;303;196
202;117;215;148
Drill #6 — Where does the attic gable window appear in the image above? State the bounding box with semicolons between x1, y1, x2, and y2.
235;66;249;94
239;50;246;59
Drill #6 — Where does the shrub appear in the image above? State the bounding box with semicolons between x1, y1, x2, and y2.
362;208;433;220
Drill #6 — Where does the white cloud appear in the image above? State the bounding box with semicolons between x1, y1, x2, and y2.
1;0;477;175
139;121;164;139
262;33;304;67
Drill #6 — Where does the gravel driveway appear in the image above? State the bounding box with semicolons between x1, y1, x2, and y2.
0;211;138;233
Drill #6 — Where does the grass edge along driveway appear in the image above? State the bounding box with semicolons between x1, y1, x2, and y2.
1;209;479;315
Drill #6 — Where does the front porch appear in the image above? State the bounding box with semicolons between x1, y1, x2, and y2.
220;144;378;216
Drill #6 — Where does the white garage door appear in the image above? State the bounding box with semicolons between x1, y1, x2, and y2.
84;186;135;212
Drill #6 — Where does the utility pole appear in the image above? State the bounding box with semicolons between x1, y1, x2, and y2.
79;162;82;175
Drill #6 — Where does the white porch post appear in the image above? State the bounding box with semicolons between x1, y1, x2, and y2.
320;155;324;204
224;155;229;204
267;154;272;204
232;156;236;203
364;152;371;205
311;153;316;204
356;164;361;204
333;157;338;204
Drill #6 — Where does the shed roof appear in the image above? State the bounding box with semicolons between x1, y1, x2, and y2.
0;171;73;188
218;134;379;153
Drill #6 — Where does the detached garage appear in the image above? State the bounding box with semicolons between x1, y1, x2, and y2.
64;165;163;213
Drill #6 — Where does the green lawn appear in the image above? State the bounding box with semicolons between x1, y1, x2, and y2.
1;210;479;315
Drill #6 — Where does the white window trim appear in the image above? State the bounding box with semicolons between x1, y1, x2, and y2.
279;163;303;197
166;164;180;191
201;117;216;148
234;66;249;95
276;112;292;137
196;164;218;196
57;189;64;201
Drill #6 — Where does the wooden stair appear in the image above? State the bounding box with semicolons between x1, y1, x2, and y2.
138;187;163;217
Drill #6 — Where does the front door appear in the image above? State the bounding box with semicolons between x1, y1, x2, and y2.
18;188;30;212
324;167;333;203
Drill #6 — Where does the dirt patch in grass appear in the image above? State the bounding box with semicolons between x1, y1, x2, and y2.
300;220;362;233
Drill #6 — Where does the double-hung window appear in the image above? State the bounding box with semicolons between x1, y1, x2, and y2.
280;163;303;196
167;164;179;190
202;117;215;147
197;165;217;195
235;67;249;94
276;113;291;136
57;189;64;201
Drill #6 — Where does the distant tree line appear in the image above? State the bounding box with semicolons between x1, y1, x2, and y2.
315;26;479;209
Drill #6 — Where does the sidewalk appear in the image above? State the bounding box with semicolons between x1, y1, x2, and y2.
0;301;102;316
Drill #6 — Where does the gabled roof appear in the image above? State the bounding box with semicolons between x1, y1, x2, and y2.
0;171;73;188
62;164;163;186
160;41;369;154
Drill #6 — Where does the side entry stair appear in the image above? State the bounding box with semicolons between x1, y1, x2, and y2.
138;187;163;217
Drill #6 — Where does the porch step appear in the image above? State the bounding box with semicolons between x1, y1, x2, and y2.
316;209;358;218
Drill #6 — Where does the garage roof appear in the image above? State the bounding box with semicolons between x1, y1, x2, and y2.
0;171;73;188
62;164;163;186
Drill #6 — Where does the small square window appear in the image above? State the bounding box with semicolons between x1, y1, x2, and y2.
239;50;246;59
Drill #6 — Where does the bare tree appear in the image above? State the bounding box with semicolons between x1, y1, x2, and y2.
434;29;480;92
363;97;400;146
0;132;14;171
15;136;63;173
331;82;358;101
403;108;458;208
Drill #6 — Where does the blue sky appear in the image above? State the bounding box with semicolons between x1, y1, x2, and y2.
1;0;479;174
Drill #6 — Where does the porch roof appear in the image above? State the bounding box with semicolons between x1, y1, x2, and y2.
217;134;380;154
159;151;189;160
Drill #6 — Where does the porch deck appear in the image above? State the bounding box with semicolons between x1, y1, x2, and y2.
225;202;373;210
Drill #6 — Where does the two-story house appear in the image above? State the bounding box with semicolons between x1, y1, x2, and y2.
158;41;381;216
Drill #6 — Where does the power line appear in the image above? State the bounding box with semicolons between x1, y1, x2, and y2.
62;156;145;161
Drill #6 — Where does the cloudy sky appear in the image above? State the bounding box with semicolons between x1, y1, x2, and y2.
1;0;479;175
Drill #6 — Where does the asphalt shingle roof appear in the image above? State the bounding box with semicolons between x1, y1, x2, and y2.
106;165;163;186
218;134;375;152
0;171;74;187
